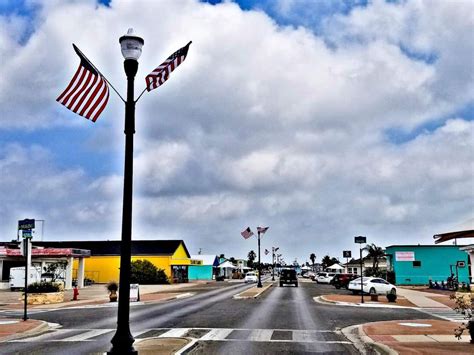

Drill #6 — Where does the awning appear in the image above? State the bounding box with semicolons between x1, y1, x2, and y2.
327;263;344;270
433;230;474;244
218;261;236;268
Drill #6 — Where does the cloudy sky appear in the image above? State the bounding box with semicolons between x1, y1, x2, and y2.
1;0;473;265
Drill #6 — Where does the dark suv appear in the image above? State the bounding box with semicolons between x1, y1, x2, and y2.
332;273;357;289
280;268;298;287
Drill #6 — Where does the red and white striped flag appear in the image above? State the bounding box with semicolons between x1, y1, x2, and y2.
265;249;269;255
145;41;192;92
257;226;269;235
57;44;109;122
241;227;254;239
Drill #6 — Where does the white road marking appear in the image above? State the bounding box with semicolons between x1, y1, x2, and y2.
158;328;190;338
7;327;349;345
247;329;273;341
55;328;114;342
199;328;234;341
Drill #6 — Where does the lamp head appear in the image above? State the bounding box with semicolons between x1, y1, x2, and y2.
119;28;144;60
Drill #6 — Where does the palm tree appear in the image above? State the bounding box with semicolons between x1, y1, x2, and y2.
363;243;385;272
310;253;316;271
321;255;332;269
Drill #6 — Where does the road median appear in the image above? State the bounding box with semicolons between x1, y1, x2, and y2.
233;282;273;299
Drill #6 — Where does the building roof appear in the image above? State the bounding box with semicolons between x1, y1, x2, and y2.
190;254;219;266
385;244;468;249
433;230;474;244
33;240;190;257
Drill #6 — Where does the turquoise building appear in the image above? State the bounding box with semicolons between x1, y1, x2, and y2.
385;245;470;285
188;255;219;280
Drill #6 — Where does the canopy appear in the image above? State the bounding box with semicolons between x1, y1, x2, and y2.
218;261;236;268
327;263;344;270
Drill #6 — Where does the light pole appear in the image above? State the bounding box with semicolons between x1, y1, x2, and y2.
108;29;144;355
354;236;367;304
257;230;262;288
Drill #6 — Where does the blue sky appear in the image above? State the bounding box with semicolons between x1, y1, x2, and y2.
1;0;473;261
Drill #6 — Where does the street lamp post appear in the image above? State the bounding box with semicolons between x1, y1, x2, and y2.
108;29;144;355
257;231;262;288
354;236;367;304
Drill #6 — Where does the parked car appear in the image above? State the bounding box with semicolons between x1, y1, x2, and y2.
348;277;397;295
280;268;298;287
244;272;258;283
302;271;315;279
316;272;336;284
332;273;358;289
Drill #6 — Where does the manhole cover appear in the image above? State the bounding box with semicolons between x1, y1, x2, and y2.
398;323;432;327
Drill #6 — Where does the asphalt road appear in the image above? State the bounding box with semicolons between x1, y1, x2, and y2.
0;278;434;354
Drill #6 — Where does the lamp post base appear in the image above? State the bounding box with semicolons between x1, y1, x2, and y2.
108;327;137;355
257;282;263;288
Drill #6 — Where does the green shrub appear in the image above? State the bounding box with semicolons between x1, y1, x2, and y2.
130;260;169;284
26;281;61;293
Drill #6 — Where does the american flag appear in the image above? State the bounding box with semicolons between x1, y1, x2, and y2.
241;227;254;239
57;44;109;122
265;249;269;255
257;226;269;234
145;41;192;92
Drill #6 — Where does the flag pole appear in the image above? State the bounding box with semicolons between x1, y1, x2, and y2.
257;231;262;288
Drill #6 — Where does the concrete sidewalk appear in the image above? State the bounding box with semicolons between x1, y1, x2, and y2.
353;319;473;354
396;288;450;308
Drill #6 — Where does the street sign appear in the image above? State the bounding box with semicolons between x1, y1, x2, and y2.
354;236;366;244
457;261;466;268
343;250;351;258
19;219;35;230
22;229;33;239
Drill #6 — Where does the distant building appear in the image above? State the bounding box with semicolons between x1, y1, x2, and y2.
0;242;90;290
34;240;191;284
344;257;387;275
385;245;470;285
188;255;219;280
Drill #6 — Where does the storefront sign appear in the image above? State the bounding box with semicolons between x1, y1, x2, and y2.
18;219;35;230
190;259;203;265
395;251;415;261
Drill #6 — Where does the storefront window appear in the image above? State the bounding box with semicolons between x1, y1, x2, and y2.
172;265;188;283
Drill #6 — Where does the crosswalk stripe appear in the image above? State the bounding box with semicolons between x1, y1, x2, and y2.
11;329;77;342
55;329;114;342
248;329;273;341
199;328;234;341
158;328;190;338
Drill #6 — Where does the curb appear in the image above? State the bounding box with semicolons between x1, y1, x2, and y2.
314;296;415;309
341;323;397;355
0;320;50;342
233;283;273;299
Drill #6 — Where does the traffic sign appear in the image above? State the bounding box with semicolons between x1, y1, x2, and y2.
19;219;35;230
343;250;351;258
22;229;33;239
354;236;366;244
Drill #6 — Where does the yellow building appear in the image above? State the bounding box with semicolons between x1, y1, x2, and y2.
34;240;191;283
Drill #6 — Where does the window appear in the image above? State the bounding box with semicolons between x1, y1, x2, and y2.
413;261;421;267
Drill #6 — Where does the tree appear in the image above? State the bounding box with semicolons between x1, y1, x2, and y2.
130;259;169;284
247;250;256;268
309;253;316;271
321;255;332;269
43;261;67;283
363;243;385;273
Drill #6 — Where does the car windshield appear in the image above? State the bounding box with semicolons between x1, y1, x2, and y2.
246;272;255;276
